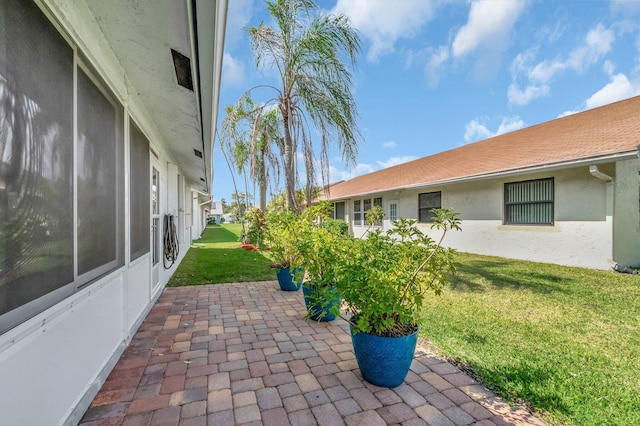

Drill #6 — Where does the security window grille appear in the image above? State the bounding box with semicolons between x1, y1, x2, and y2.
504;178;554;225
419;192;441;223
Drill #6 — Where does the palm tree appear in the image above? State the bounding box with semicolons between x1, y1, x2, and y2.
250;107;282;211
247;0;361;211
221;95;282;212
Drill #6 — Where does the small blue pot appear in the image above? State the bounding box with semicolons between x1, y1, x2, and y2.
351;324;418;388
302;284;341;322
276;267;303;291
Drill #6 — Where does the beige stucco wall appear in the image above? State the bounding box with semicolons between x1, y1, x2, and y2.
345;165;617;269
613;158;640;266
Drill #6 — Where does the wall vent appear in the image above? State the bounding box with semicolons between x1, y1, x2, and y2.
171;48;194;91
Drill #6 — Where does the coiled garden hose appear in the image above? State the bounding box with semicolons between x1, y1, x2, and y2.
163;214;179;269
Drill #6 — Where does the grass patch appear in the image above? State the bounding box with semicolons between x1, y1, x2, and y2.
421;252;640;426
167;224;275;286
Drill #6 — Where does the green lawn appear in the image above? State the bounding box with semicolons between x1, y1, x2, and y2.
167;224;276;286
421;252;640;426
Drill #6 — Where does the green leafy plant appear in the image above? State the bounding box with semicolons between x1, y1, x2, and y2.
336;208;462;336
264;208;303;269
245;207;267;249
293;202;349;320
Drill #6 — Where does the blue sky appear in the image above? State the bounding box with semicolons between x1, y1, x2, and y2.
212;0;640;204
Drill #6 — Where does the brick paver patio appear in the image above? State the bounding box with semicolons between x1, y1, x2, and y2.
79;281;544;426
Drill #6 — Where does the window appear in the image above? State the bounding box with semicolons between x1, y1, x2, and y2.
333;202;345;220
419;192;441;223
504;178;554;225
0;0;124;333
77;66;124;280
152;168;160;266
353;197;383;226
389;203;398;222
353;200;362;226
130;119;150;261
373;197;383;226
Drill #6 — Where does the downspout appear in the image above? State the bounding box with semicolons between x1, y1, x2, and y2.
589;165;613;183
589;165;614;266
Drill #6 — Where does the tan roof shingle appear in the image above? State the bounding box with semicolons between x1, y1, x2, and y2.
327;95;640;199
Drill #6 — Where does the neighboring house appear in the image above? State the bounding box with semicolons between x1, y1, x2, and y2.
209;199;225;224
326;95;640;270
0;1;227;425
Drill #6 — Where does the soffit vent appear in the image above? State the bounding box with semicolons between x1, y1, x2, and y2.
194;149;203;158
171;48;194;91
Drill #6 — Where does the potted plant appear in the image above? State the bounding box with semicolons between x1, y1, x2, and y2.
296;201;347;321
335;207;461;387
265;208;304;291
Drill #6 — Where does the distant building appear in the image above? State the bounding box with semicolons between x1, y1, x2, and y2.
209;199;224;224
325;95;640;270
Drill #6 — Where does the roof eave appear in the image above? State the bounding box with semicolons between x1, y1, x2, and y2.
328;150;639;201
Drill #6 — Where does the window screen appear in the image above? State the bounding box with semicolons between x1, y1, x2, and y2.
1;0;126;333
77;67;124;278
504;178;554;225
0;0;74;325
130;120;150;261
418;192;441;223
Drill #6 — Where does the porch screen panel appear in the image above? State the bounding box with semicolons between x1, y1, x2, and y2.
0;0;74;325
130;119;150;261
504;178;553;225
77;67;124;278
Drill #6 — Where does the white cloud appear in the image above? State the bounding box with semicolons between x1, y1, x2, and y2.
566;24;615;73
225;0;255;48
557;110;579;118
333;0;438;62
464;116;525;143
507;82;550;106
425;45;450;87
508;23;615;106
452;1;527;58
329;163;376;182
222;53;246;87
464;120;492;143
377;156;418;169
585;73;640;109
382;141;397;149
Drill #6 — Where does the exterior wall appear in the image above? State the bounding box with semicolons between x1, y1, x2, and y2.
0;2;196;425
341;165;616;270
613;158;640;266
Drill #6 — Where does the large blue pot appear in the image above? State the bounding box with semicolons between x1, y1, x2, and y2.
351;324;418;388
302;284;341;322
276;267;303;291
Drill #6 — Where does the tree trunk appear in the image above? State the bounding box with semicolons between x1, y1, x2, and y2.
259;150;267;211
280;99;298;212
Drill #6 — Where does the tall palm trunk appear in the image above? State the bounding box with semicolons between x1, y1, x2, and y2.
280;100;298;212
259;149;268;211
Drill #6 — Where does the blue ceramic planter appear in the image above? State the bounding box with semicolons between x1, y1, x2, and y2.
351;325;418;388
276;267;303;291
302;284;341;322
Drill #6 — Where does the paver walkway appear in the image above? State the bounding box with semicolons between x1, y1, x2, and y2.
79;281;544;426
